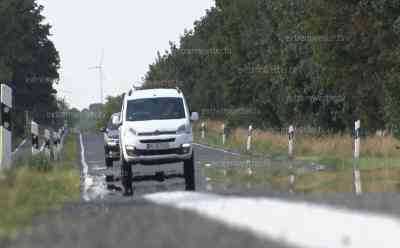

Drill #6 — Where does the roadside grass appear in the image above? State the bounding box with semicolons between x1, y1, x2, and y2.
194;120;400;169
0;133;80;239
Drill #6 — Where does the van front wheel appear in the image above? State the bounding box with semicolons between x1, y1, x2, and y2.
184;153;195;191
105;157;113;168
121;157;133;196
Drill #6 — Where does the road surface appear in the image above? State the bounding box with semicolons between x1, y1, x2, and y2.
3;132;400;248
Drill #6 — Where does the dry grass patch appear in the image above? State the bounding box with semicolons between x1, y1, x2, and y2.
194;120;400;168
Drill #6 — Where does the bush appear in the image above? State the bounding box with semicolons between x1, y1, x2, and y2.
226;107;259;129
384;74;400;138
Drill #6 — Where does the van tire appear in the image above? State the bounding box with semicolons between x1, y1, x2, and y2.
105;157;113;168
184;153;195;191
121;156;133;196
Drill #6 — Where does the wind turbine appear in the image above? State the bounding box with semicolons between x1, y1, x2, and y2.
89;50;105;104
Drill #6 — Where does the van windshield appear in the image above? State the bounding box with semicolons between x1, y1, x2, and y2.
126;97;185;121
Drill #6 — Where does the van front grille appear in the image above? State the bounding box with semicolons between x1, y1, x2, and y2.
140;139;175;144
138;131;176;136
130;148;183;156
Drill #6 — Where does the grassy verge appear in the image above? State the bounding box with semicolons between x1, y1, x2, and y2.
194;120;400;170
0;133;80;238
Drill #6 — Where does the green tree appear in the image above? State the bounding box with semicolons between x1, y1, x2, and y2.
0;0;60;138
144;0;400;133
97;95;124;128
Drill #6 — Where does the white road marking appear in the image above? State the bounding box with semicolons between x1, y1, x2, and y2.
79;133;108;201
193;143;241;156
12;139;27;154
145;192;400;248
39;142;45;152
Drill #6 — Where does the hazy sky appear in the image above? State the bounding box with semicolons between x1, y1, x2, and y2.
37;0;215;110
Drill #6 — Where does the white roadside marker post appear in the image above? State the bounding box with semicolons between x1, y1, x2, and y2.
221;123;226;145
288;125;295;159
25;110;29;137
354;120;361;159
58;129;62;156
201;122;206;139
289;174;295;193
246;125;253;152
246;160;253;176
31;121;40;155
246;182;252;189
52;131;60;161
44;129;51;159
58;131;61;158
354;169;362;195
0;84;12;170
247;167;253;176
58;128;63;151
353;120;362;195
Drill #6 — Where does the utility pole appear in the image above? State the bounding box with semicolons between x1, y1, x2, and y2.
89;50;104;104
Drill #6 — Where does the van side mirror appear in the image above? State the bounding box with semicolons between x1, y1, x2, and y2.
112;115;121;126
190;112;199;121
100;127;107;133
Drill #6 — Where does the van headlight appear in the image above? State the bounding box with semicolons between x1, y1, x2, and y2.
125;145;135;151
125;145;136;156
177;124;191;134
181;143;191;154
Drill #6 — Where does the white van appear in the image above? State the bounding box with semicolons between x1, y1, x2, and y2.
113;88;199;196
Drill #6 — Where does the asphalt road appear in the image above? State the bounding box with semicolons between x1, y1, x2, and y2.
4;132;400;248
78;132;400;218
4;132;292;248
79;131;252;200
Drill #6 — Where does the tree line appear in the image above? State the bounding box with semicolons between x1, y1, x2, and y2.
0;0;62;138
143;0;400;135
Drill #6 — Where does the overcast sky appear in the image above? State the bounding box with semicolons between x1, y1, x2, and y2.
37;0;215;110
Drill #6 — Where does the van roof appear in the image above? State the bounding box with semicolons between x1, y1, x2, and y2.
126;88;182;100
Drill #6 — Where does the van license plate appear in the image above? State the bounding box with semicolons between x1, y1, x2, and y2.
146;143;170;150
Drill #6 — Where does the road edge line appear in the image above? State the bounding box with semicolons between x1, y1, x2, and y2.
193;143;241;156
12;138;27;155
